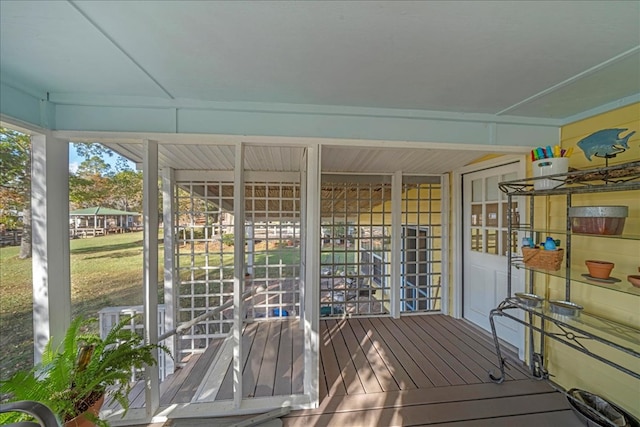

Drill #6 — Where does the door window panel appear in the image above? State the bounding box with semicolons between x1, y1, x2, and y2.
468;171;517;257
471;204;482;226
485;175;499;201
485;203;498;227
485;229;499;254
472;179;482;202
471;228;483;252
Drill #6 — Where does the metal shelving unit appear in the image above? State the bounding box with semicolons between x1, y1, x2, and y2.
488;160;640;384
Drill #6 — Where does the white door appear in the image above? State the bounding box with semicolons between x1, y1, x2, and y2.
462;162;525;357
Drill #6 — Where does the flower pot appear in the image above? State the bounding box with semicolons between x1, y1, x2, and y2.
585;260;614;279
65;395;104;427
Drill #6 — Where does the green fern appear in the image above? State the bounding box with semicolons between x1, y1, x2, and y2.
0;315;169;425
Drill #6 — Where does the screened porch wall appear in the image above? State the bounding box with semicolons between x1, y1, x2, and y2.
175;179;236;359
400;178;443;312
320;175;393;316
320;174;443;317
174;177;302;360
244;180;301;320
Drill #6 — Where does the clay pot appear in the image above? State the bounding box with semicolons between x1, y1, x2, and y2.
628;275;640;288
65;395;104;427
585;260;614;279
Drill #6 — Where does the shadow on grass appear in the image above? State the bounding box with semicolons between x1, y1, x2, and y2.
71;240;144;255
86;250;142;260
0;310;34;381
71;238;164;256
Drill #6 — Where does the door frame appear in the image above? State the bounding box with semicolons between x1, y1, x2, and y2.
451;155;526;319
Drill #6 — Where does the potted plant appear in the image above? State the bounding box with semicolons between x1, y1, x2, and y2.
0;315;168;426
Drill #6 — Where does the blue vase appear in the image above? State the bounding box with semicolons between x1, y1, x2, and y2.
544;237;557;250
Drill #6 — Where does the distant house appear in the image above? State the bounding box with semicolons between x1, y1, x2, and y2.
70;207;141;236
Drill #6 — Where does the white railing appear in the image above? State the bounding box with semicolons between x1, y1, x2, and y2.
98;305;171;381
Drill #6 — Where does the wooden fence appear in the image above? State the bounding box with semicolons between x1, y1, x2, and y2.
0;230;22;247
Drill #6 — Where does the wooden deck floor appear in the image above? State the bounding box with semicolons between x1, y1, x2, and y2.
122;314;582;426
284;315;583;426
156;319;303;406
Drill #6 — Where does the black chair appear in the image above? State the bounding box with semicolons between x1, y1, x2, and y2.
0;401;61;427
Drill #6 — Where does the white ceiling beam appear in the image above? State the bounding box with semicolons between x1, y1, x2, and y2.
497;46;640;116
67;0;174;99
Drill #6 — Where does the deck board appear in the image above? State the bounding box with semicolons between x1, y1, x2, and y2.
289;378;555;416
283;380;580;427
283;393;577;427
317;349;329;399
422;410;582;426
290;319;304;394
242;321;271;397
254;321;282;397
405;316;489;384
319;320;347;396
159;353;202;405
348;318;400;392
338;319;385;393
325;319;366;395
215;321;259;400
273;320;294;396
396;316;471;385
359;317;432;389
355;318;417;390
433;315;529;380
403;316;482;384
378;317;448;387
172;337;224;404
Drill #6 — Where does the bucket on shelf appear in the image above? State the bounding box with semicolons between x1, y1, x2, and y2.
532;157;569;190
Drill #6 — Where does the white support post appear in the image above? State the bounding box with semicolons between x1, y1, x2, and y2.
233;143;246;408
298;151;308;329
247;223;254;274
303;145;320;407
142;140;160;414
440;173;450;316
161;167;176;375
390;170;402;318
30;133;70;362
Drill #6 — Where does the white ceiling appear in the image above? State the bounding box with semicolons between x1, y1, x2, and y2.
1;0;639;173
99;142;491;174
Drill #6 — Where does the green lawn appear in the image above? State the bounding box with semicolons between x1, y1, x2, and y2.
0;232;162;381
0;233;304;381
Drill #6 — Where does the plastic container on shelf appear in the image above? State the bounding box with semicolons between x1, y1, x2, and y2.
532;157;569;190
569;206;628;235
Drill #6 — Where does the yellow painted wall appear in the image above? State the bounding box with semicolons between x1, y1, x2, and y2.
539;103;640;416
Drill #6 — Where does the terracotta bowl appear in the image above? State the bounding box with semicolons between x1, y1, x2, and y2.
585;260;615;279
628;275;640;288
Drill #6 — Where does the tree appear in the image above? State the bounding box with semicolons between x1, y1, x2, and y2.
0;127;31;258
69;157;113;209
69;145;142;212
73;142;129;173
110;170;142;212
